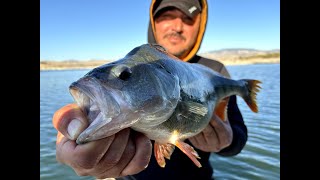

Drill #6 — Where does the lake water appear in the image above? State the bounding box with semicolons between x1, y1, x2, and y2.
40;63;280;180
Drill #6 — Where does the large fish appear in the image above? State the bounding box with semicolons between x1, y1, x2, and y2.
67;43;261;168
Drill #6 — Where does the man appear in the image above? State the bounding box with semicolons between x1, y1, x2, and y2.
52;0;247;179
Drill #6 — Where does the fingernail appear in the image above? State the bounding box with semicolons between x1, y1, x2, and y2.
67;119;82;140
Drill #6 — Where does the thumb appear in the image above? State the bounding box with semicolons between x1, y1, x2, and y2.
52;103;88;140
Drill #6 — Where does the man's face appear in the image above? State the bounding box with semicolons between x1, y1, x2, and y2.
154;8;201;59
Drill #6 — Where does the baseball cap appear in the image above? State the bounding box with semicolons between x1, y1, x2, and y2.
153;0;202;18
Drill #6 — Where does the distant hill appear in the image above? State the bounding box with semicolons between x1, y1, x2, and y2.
206;48;279;54
40;48;280;70
199;48;280;65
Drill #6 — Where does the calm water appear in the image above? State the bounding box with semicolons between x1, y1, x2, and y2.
40;63;280;180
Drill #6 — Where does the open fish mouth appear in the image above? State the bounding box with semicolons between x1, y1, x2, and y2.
69;76;122;144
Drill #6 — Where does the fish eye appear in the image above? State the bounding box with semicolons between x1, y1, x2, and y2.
115;66;132;81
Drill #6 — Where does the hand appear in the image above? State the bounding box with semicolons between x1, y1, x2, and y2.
188;114;233;152
52;104;152;179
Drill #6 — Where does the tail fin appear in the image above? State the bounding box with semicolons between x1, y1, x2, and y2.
243;80;262;113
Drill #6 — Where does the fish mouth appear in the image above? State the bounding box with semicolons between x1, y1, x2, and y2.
69;76;136;144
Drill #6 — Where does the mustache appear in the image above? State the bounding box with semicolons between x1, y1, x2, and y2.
164;33;186;41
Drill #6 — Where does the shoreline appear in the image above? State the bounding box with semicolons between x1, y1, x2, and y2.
40;58;280;71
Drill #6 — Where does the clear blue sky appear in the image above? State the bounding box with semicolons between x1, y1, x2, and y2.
40;0;279;61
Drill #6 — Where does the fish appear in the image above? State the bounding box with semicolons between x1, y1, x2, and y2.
67;43;261;168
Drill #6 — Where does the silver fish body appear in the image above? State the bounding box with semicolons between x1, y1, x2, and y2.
69;43;261;167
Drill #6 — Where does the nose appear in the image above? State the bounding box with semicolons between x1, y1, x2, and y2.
172;18;183;32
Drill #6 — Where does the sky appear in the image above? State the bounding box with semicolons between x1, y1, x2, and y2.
40;0;280;61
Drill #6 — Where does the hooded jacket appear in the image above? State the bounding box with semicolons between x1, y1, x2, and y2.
130;0;248;179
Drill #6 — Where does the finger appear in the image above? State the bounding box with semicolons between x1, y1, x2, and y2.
188;134;202;148
96;129;131;170
57;133;115;170
52;103;89;140
210;113;229;127
202;125;218;145
192;125;219;152
56;132;77;165
209;115;232;150
96;131;135;178
74;135;116;170
56;131;65;144
121;132;152;176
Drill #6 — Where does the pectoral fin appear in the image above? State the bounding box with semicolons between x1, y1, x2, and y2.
185;101;208;116
177;101;208;123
